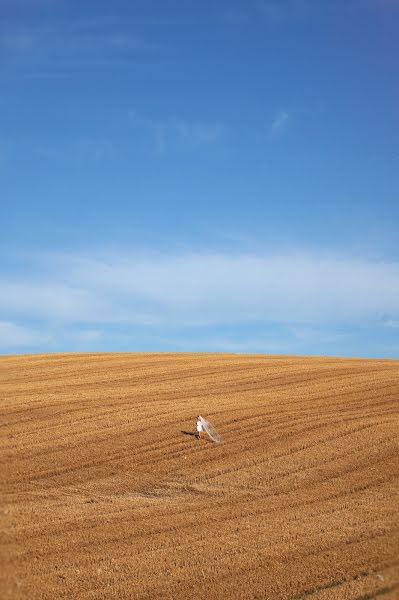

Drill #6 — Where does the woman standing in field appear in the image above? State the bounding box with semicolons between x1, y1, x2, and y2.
196;416;203;439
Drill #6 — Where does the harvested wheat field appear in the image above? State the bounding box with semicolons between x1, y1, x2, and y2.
1;353;399;600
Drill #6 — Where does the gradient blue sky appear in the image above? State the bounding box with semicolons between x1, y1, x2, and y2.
1;0;398;357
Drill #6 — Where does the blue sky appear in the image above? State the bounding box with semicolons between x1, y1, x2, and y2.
1;0;398;357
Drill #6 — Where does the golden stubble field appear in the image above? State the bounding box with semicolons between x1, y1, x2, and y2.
1;352;398;600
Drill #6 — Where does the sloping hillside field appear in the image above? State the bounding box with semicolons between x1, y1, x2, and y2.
1;353;398;600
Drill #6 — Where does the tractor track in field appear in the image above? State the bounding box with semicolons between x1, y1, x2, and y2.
1;352;398;599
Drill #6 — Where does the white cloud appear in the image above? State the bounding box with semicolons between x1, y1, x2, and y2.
0;321;49;348
72;329;103;342
1;251;398;328
172;119;222;145
129;110;222;151
0;282;94;321
288;325;348;344
1;20;159;78
381;317;399;328
171;336;287;353
272;110;290;132
0;320;105;352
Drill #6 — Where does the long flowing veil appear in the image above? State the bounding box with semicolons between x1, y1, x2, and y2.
199;416;223;444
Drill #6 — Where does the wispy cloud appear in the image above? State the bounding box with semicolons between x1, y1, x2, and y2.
384;320;399;328
0;321;106;351
380;315;399;328
272;110;290;132
129;110;222;151
288;325;348;344
0;18;160;77
0;321;49;348
172;118;222;146
33;140;117;162
170;336;287;354
1;250;398;329
0;282;95;322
